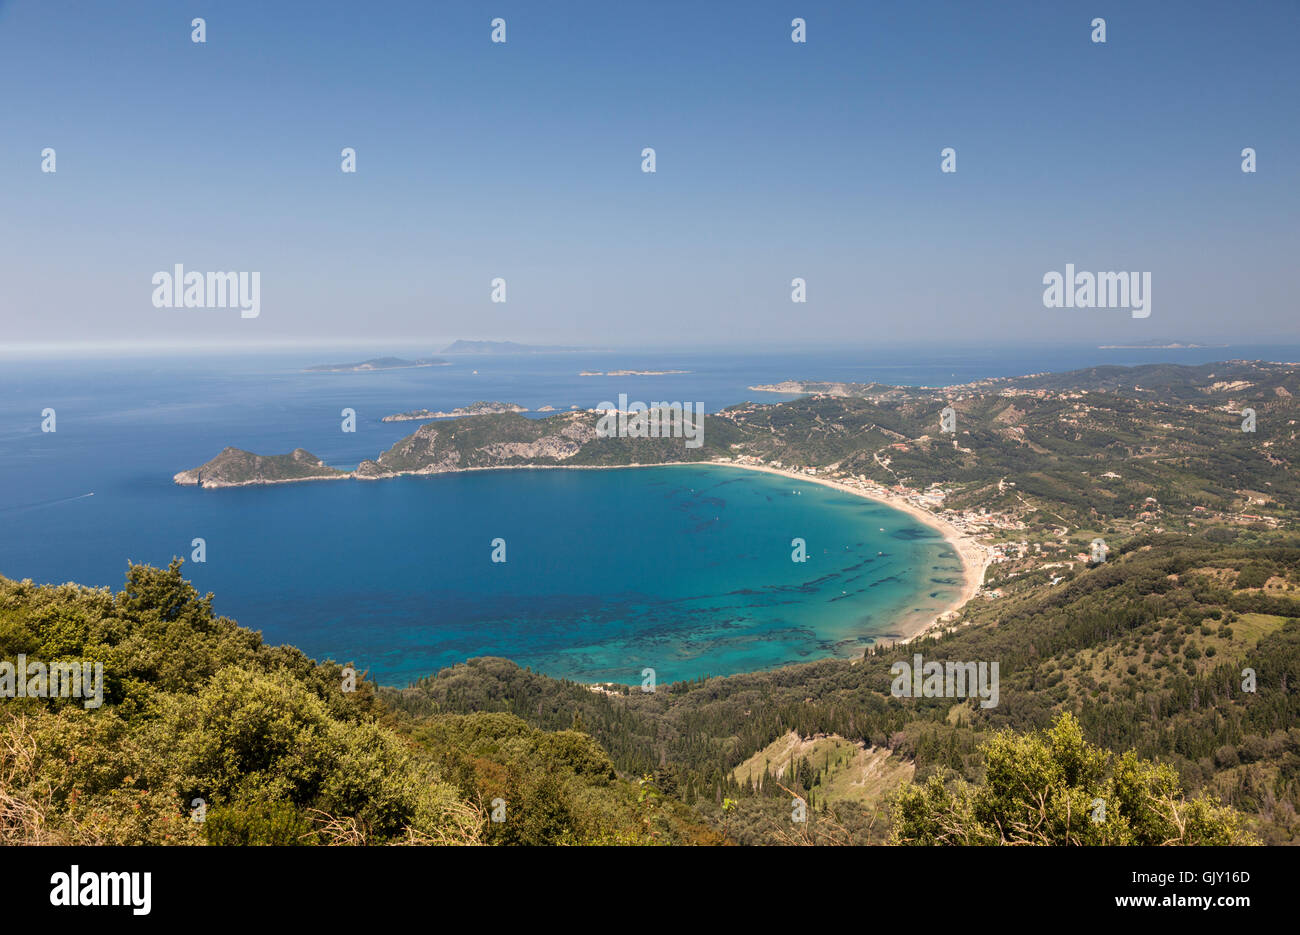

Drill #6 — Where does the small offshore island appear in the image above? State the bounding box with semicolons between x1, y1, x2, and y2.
303;356;448;372
579;369;691;376
1098;342;1228;350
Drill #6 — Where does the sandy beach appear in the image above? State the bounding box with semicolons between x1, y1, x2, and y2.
694;461;993;642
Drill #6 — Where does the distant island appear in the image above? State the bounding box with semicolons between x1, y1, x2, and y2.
304;357;448;372
1098;342;1227;350
579;370;691;376
440;340;589;354
382;401;528;422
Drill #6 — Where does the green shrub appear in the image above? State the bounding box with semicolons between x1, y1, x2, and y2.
202;803;319;845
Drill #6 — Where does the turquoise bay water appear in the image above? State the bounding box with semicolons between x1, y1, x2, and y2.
198;465;959;685
0;457;959;685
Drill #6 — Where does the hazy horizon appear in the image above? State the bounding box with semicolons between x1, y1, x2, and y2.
0;335;1293;359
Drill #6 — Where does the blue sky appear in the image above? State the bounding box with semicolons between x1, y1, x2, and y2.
1;0;1297;351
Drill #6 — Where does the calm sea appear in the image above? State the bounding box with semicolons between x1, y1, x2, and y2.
1;344;1291;684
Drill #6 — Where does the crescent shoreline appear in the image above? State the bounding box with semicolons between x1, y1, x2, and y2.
177;456;991;649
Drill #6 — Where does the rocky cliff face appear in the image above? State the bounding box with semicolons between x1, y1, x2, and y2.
366;412;599;476
479;417;597;462
370;422;465;474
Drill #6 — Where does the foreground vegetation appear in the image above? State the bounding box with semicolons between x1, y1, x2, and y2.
396;531;1296;843
0;562;716;845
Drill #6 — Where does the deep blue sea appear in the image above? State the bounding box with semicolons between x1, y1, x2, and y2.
1;344;1293;685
